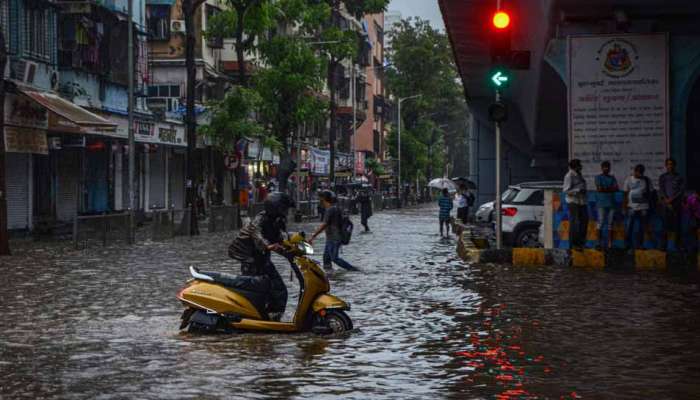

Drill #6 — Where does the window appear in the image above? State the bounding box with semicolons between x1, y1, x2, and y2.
147;84;181;112
1;0;8;52
24;4;49;59
147;5;170;40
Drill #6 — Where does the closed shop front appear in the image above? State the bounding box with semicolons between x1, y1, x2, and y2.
6;153;32;230
149;146;166;209
170;151;185;209
56;148;81;223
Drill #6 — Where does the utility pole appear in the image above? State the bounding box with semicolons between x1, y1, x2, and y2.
127;0;135;244
494;89;502;249
0;31;10;255
183;0;204;235
351;63;356;180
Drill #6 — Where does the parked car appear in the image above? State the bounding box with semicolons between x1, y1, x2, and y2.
494;181;563;247
475;181;561;224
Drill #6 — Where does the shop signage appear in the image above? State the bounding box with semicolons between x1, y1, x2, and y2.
247;139;261;159
261;147;273;161
310;147;330;175
335;152;352;171
568;33;669;182
158;126;182;144
4;126;48;154
5;94;48;129
355;152;365;174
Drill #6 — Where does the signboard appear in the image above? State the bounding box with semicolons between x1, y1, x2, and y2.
355;151;365;174
568;33;669;182
335;152;352;171
4;126;48;154
247;139;261;159
310;147;330;175
5;94;48;129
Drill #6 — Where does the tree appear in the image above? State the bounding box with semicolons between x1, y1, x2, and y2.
0;30;9;255
254;35;327;192
385;18;468;185
205;0;274;86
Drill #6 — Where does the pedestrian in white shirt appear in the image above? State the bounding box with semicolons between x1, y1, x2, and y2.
623;164;653;250
563;159;588;249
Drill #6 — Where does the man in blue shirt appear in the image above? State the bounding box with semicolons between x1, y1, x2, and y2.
594;161;619;249
438;188;453;237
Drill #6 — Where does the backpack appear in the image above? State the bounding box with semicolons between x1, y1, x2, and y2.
467;192;475;207
340;210;354;245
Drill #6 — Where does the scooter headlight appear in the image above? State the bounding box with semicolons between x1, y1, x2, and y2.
302;242;314;255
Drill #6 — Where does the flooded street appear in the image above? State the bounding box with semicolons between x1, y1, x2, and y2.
2;206;700;399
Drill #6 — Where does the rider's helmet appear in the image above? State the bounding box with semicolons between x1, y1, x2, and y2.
264;192;295;217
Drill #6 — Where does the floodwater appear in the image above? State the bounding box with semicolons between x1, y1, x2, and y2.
1;206;700;399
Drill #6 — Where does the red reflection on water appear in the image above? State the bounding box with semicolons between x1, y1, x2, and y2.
453;303;577;399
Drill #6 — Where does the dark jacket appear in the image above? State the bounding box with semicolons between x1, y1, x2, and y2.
228;211;286;267
357;193;373;218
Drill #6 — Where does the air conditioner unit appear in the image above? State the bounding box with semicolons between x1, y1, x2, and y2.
170;20;185;34
23;61;38;84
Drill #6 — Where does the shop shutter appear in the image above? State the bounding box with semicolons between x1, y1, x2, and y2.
6;153;30;230
149;149;166;209
56;150;80;223
170;152;185;209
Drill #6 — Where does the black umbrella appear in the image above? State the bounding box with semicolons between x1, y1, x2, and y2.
451;177;476;190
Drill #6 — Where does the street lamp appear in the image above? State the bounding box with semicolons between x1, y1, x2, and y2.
397;94;421;207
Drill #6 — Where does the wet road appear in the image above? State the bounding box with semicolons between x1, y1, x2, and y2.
2;206;700;399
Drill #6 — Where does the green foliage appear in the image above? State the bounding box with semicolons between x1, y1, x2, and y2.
200;87;266;150
255;36;328;143
204;0;274;45
365;156;385;175
385;17;469;181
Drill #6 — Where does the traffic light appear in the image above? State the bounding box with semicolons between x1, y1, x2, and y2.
490;10;512;65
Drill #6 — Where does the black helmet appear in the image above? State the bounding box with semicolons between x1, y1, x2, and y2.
264;192;295;217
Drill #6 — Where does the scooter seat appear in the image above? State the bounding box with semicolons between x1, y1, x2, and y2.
200;271;270;293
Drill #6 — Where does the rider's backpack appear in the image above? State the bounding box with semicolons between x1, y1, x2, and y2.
340;211;354;245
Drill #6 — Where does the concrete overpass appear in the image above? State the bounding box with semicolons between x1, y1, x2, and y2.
439;0;700;204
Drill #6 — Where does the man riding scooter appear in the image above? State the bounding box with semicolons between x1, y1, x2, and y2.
228;192;295;321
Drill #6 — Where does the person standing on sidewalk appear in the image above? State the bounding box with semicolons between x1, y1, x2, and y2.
438;188;453;237
563;159;588;250
310;191;358;271
455;185;468;225
658;158;685;250
623;164;653;250
594;161;619;249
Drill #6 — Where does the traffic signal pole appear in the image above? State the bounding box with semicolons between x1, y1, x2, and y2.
494;89;502;249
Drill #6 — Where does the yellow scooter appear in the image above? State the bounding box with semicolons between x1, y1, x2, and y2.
177;233;353;334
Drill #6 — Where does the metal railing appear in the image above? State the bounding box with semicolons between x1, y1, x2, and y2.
72;212;131;249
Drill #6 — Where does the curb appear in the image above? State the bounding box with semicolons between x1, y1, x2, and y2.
458;232;700;272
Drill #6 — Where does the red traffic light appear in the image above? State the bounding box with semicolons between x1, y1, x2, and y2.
492;11;511;29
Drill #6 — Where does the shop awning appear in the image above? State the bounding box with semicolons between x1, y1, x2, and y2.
20;89;117;134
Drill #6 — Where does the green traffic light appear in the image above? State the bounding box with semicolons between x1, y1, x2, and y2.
490;70;510;87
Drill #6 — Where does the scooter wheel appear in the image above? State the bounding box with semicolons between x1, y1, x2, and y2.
323;310;353;334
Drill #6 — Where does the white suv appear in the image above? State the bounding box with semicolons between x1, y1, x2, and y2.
494;182;562;247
